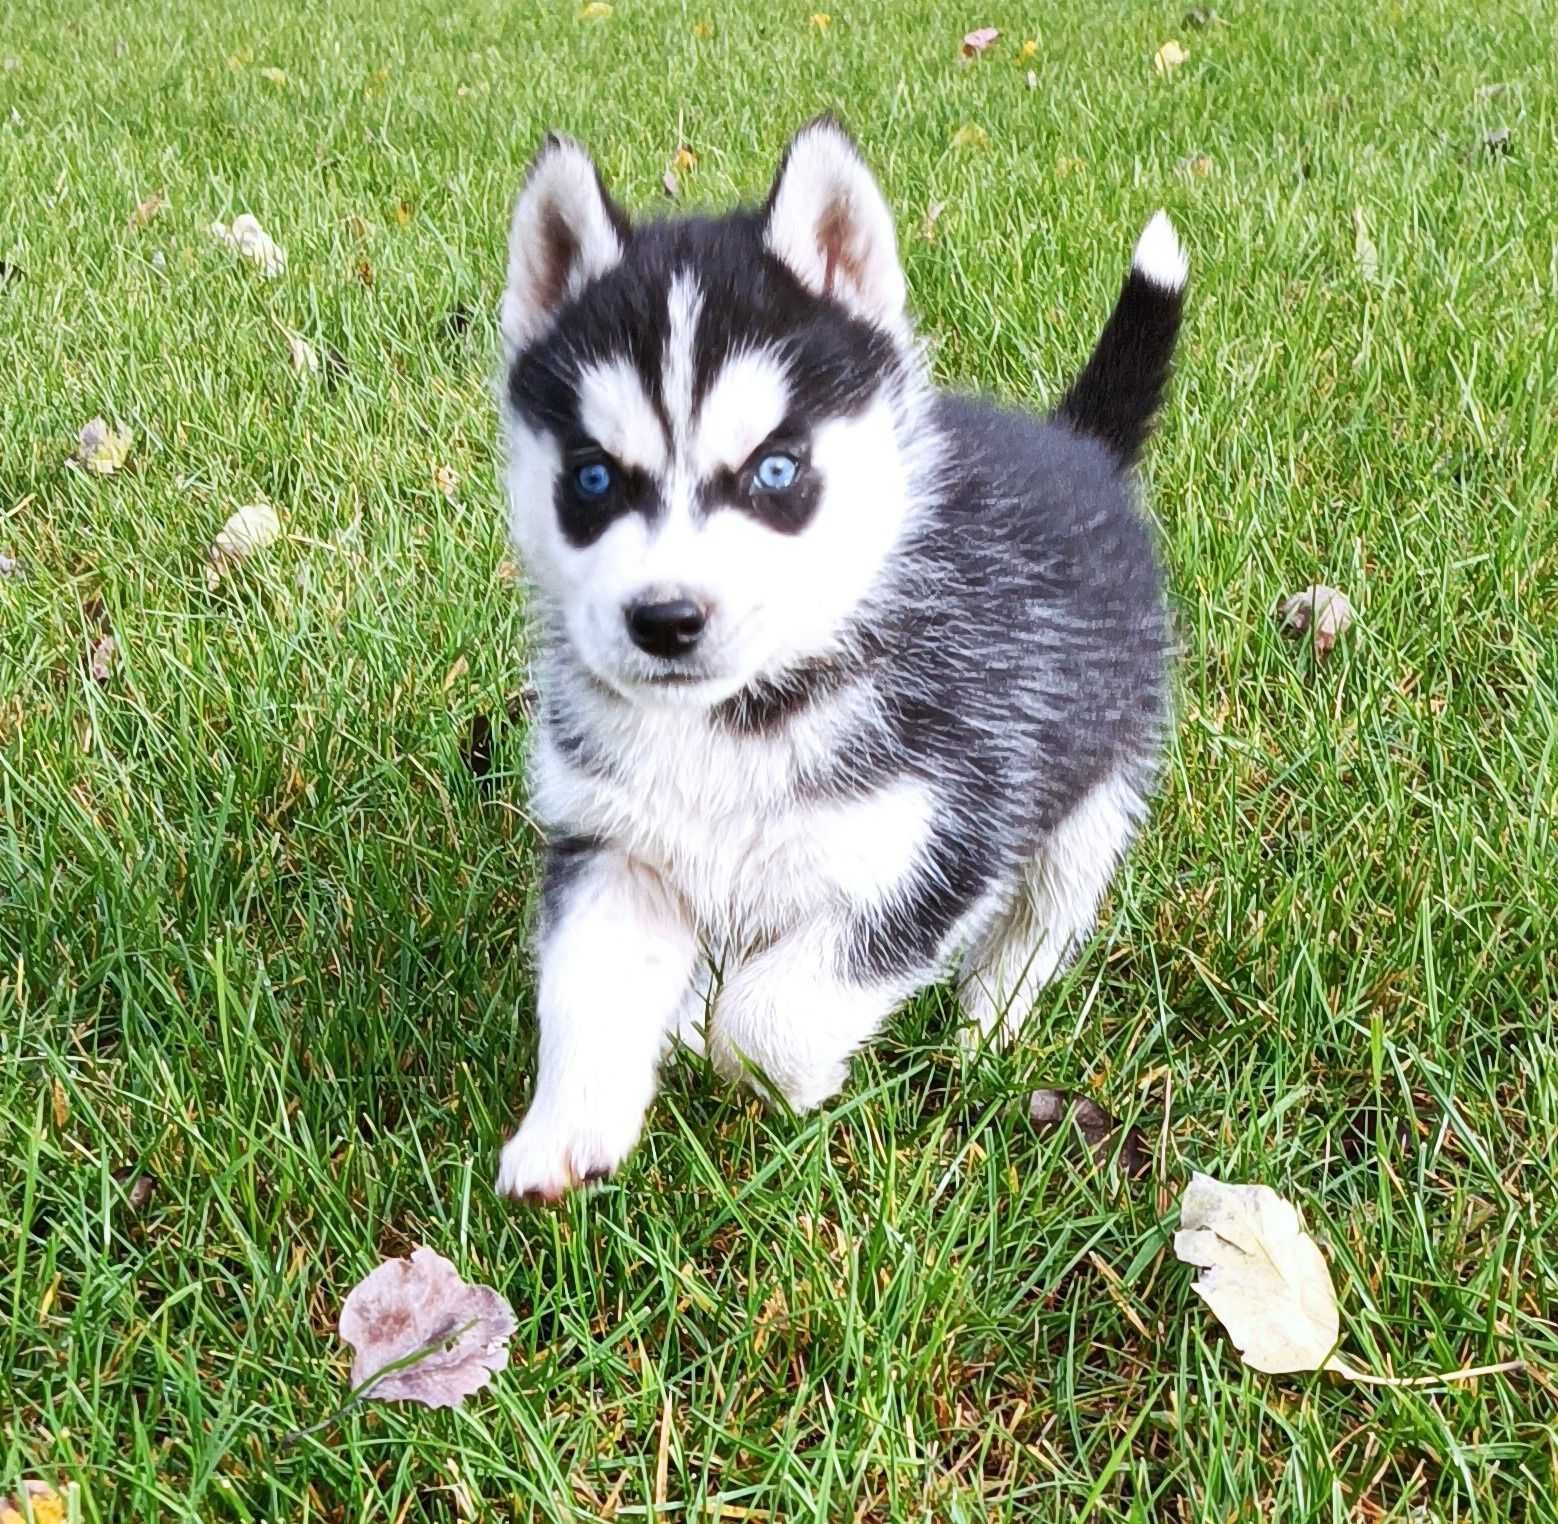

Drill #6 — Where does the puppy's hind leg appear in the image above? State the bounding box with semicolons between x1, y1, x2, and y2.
960;772;1147;1047
496;843;697;1202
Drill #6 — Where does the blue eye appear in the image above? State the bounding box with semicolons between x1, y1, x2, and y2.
754;453;799;491
574;461;613;499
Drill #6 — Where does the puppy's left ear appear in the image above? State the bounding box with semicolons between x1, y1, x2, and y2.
762;117;907;333
501;134;629;358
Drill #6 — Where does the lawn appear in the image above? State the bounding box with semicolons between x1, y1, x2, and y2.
2;0;1556;1517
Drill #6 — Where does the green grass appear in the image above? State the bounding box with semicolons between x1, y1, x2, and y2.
2;0;1556;1517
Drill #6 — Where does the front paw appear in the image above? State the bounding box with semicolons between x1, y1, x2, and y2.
494;1101;645;1203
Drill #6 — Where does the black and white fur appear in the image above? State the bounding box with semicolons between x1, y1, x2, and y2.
493;119;1185;1200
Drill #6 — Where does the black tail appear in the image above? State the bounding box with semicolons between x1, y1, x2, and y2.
1056;210;1187;469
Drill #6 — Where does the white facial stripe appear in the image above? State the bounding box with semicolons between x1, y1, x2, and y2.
576;359;667;475
663;272;703;462
692;349;791;478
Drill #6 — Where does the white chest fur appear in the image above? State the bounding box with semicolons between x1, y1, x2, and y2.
530;687;933;948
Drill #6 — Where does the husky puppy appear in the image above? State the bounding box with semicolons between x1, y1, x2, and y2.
493;118;1184;1200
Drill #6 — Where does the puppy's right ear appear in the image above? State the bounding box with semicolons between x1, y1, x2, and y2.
500;134;628;358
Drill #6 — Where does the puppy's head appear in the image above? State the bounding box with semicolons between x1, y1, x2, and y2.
499;119;924;709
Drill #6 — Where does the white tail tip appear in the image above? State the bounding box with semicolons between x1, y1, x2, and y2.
1132;210;1188;292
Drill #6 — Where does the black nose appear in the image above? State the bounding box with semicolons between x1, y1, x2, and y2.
626;598;707;658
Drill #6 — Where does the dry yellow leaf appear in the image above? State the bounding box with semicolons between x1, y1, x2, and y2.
809;12;831;29
692;20;713;38
580;1;612;16
259;65;287;86
51;1078;68;1127
951;124;989;150
1154;39;1189;73
128;190;166;229
1021;37;1038;57
673;145;697;174
434;464;460;498
0;1484;65;1524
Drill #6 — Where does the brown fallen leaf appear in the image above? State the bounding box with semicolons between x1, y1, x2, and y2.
113;1170;157;1212
962;26;999;56
433;464;460;498
1178;153;1216;178
51;1077;69;1127
463;712;494;782
1276;584;1354;657
128;190;166;230
1030;1089;1150;1177
338;1246;517;1409
74;417;133;475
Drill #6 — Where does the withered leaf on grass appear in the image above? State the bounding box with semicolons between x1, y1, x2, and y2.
1173;1174;1523;1386
338;1246;516;1409
210;213;287;277
1277;584;1353;657
1;1481;67;1524
1154;39;1189;74
277;323;319;375
128;190;166;230
74;417;133;475
961;27;999;56
113;1169;156;1212
1029;1089;1150;1177
1352;206;1381;284
87;634;116;683
207;503;282;587
1173;1173;1340;1374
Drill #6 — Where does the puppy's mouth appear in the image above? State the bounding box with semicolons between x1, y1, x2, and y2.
611;661;748;708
